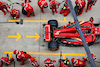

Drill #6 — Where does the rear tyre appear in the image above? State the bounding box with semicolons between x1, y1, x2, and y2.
48;20;58;28
48;41;59;51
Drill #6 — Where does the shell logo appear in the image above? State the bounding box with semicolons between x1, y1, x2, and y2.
55;31;60;35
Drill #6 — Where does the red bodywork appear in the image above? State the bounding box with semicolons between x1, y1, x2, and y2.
44;21;100;45
44;24;51;42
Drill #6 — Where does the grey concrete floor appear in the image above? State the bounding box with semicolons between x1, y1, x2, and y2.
0;0;100;67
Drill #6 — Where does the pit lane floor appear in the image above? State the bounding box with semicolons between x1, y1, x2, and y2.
0;0;100;67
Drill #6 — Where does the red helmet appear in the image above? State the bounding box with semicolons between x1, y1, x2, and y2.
52;1;55;4
11;9;16;14
21;3;25;6
65;1;68;4
71;58;75;62
0;2;2;5
44;2;48;6
13;50;18;54
46;58;51;63
5;57;9;62
75;0;79;4
44;2;48;8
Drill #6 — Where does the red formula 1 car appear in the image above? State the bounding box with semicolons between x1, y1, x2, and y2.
43;17;100;50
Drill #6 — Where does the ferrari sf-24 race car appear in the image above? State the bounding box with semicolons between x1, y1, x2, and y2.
43;17;100;51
